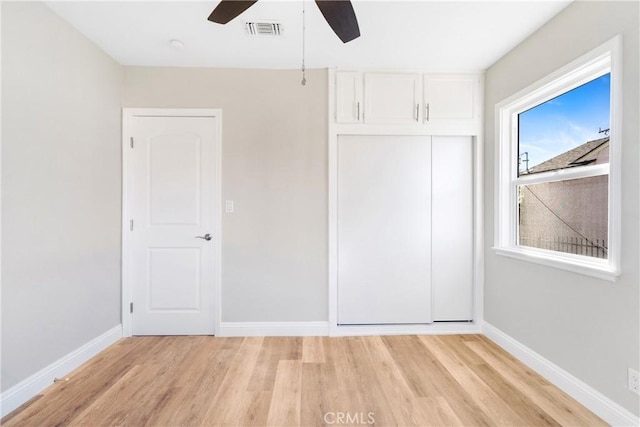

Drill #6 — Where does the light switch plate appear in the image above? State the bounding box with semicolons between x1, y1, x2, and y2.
225;200;234;213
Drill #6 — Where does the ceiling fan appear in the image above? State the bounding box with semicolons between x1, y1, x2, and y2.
208;0;361;43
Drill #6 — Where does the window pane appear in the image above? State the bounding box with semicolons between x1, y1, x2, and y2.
518;175;608;259
518;74;610;176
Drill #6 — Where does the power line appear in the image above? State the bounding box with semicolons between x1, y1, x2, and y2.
522;185;607;253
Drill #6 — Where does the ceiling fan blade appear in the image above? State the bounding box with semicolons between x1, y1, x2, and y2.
314;0;360;43
208;0;259;24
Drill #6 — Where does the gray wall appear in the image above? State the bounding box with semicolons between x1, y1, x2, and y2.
123;67;328;322
1;2;123;391
484;0;639;416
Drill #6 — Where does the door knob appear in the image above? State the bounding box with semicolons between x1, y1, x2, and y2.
195;234;212;241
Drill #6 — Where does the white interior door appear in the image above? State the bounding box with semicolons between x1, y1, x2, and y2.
337;135;432;325
129;114;218;335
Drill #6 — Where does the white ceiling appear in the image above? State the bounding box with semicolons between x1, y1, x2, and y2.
44;0;572;70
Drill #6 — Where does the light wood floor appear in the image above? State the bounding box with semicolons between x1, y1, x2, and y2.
3;335;605;426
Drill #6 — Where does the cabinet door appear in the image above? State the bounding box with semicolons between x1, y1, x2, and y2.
364;73;421;124
432;136;473;321
424;75;480;134
338;135;432;325
336;71;363;123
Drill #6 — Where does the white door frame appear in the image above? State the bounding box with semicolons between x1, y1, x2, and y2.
121;108;222;337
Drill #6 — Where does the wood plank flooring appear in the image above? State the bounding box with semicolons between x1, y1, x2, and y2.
2;334;606;426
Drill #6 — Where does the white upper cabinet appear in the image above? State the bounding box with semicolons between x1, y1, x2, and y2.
423;74;481;134
363;73;422;124
335;71;363;123
333;69;482;135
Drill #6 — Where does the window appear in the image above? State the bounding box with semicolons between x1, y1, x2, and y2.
494;37;621;280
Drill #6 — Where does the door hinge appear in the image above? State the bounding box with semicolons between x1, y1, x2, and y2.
130;137;134;148
130;219;134;231
130;302;133;313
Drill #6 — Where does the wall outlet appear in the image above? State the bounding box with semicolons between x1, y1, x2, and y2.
629;368;640;395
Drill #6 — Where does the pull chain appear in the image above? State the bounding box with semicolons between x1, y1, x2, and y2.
301;0;307;86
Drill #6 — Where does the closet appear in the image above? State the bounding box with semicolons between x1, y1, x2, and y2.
330;69;480;328
336;135;473;324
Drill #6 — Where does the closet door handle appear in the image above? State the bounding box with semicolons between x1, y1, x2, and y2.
415;104;420;122
356;102;360;121
425;103;430;122
195;233;212;241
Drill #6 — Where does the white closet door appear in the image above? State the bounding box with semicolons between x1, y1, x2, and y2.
432;136;473;321
338;135;432;325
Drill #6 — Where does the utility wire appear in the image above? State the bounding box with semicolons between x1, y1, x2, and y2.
523;185;607;253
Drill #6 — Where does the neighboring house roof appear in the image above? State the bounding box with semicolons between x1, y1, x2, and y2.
525;136;610;174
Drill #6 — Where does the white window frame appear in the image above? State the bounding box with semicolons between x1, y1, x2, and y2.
494;36;622;281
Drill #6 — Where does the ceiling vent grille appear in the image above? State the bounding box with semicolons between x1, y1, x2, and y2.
244;21;283;36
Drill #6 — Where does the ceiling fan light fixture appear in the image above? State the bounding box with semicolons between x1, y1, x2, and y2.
208;0;360;43
169;39;185;50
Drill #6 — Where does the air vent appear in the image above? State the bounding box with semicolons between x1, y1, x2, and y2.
244;21;283;36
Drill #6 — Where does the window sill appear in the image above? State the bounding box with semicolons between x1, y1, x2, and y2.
492;246;619;282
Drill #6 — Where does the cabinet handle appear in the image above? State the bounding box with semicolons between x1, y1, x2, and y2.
425;103;430;122
415;104;420;122
356;102;360;121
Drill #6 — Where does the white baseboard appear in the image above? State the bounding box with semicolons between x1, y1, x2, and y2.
217;321;329;337
483;322;640;427
217;321;481;338
332;322;481;337
0;324;123;418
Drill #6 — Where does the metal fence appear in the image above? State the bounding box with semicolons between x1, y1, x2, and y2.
519;235;608;259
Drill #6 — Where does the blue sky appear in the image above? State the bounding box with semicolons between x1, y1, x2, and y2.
518;73;611;170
